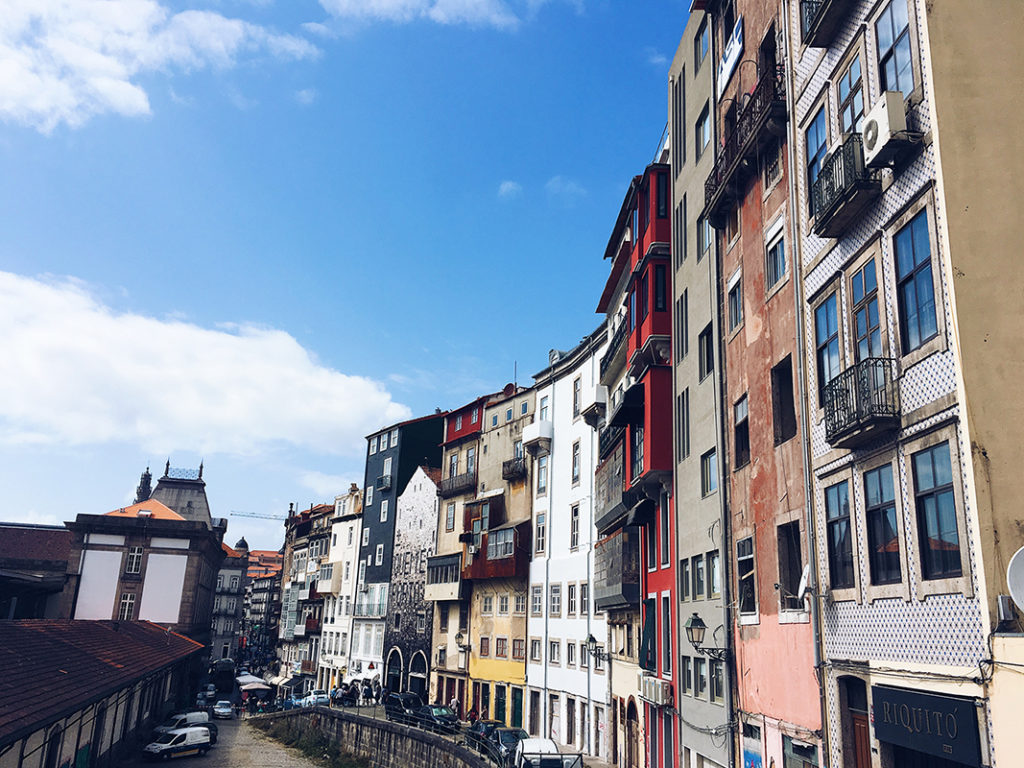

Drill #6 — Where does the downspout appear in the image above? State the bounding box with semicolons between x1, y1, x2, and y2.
778;0;829;761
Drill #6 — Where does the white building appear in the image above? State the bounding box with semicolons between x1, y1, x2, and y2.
525;326;609;759
318;485;363;690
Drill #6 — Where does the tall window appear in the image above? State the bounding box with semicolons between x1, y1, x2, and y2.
549;584;561;616
727;276;743;331
676;289;688;361
694;17;709;69
825;481;854;589
655;265;667;312
572;377;582;417
734;396;750;468
659;494;670;566
531;585;543;615
737;536;757;614
815;293;841;402
895;210;937;354
540;396;550;421
118;592;136;620
777;522;803;611
382;456;393;477
806;107;828;204
838;55;864;134
698;218;712;260
572;441;581;484
537;455;549;494
864;465;901;584
677;388;690;460
771;356;798;444
698;324;714;380
570;504;580;549
379;499;388;523
696;104;711;159
125;546;143;574
852;259;882;360
580;583;588;615
662;596;672;675
535;513;547;554
639;272;650;322
632;426;645;478
694;658;707;698
913;442;961;579
707;550;721;597
567;584;577;614
700;449;717;496
692;555;705;598
765;236;786;290
455;414;463;431
877;0;914;99
446;502;456;531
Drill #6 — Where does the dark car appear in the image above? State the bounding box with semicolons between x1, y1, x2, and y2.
490;728;528;760
384;692;423;722
414;705;460;734
465;720;503;752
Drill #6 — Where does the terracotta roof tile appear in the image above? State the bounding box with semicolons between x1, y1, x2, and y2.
0;620;204;743
104;500;184;521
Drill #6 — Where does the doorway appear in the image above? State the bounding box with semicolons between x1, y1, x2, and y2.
839;677;870;768
529;690;541;736
511;688;524;728
566;698;576;746
625;699;639;768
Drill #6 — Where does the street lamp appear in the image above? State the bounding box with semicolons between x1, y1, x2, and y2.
454;631;471;652
585;634;610;662
684;612;728;663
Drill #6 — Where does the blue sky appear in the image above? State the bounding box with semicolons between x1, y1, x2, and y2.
0;0;689;550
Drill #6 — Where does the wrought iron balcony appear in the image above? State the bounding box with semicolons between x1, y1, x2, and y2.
703;66;788;229
800;0;851;48
823;358;900;449
439;471;476;498
501;457;527;481
375;474;392;492
600;320;629;384
811;134;881;238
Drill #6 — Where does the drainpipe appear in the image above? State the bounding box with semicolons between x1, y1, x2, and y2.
778;0;829;761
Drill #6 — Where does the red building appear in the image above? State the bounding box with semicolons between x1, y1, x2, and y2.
594;160;676;768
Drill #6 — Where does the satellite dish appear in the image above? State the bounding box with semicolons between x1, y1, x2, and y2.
797;563;811;601
1006;546;1024;611
864;118;880;151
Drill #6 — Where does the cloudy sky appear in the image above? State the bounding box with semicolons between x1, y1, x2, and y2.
0;0;689;549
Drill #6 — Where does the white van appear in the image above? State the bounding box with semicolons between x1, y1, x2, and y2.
153;711;210;736
142;727;211;760
513;740;583;768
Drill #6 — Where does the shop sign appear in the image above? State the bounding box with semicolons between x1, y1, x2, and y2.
872;685;982;767
717;17;744;98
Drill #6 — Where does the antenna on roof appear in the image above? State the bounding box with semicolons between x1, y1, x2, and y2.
514;361;517;388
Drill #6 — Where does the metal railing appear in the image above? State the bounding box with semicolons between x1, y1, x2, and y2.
599;320;629;377
704;65;787;212
375;474;392;491
501;457;527;480
439;471;476;498
811;134;878;227
353;602;387;618
823;357;899;444
598;423;625;459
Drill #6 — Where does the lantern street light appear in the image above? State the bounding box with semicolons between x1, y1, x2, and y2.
683;612;729;663
454;631;471;652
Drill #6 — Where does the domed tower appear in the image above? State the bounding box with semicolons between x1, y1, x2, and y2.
234;536;250;555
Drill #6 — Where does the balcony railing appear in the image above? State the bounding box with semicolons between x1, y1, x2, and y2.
598;423;625;460
800;0;851;47
823;357;900;449
811;134;881;238
703;66;787;228
439;471;476;498
353;602;387;618
375;474;392;492
502;457;527;481
594;527;641;611
600;320;629;380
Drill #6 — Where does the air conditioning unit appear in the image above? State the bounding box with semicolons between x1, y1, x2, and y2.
467;544;478;556
863;91;908;167
640;675;673;707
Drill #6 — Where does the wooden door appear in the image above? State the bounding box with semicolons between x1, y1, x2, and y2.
852;712;870;768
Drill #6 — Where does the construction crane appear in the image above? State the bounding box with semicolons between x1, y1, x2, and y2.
230;510;288;521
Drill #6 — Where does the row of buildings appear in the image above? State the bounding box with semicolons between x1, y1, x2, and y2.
272;2;1024;768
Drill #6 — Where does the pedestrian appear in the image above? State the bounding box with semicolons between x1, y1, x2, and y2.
449;695;460;718
362;682;372;706
467;706;478;725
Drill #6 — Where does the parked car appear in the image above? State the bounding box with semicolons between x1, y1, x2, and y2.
153;711;210;738
465;720;503;752
413;705;459;733
491;728;528;759
383;692;423;721
211;701;233;719
302;690;330;707
142;727;211;760
195;722;217;745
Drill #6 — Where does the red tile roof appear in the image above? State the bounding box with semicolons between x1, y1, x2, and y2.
222;543;242;558
0;524;70;563
104;500;184;521
0;620;204;743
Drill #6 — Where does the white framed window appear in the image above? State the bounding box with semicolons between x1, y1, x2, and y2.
380;499;389;523
369;436;378;454
125;546;143;574
455;414;463;430
390;429;398;447
540;396;549;421
362;528;369;547
365;485;374;507
375;544;384;566
118;592;136;620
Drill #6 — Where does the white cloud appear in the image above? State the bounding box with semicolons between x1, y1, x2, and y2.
498;180;522;198
545;175;587;206
0;271;411;457
319;0;519;29
295;88;318;105
300;470;356;497
0;0;319;133
644;46;667;67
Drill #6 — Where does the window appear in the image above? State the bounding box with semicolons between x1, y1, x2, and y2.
708;551;721;597
676;290;688;361
568;584;577;615
455;414;463;431
771;356;798;444
573;377;582;417
496;637;508;658
369;436;378;454
694;658;707;698
737;536;757;614
549;584;562;616
895;210;937;354
380;499;389;523
696;104;711;159
492;414;498;427
531;585;543;616
567;642;577;666
488;528;514;559
471;407;479;424
572;442;581;485
659;497;670;566
118;592;136;620
692;555;705;599
852;259;882;360
513;639;526;660
514;440;523;459
680;559;691;600
710;660;725;704
362;528;369;547
382;456;392;477
580;643;589;668
677;388;690;460
839;55;864;134
632;425;645;478
537;455;548;495
515;594;527;614
639;271;650;322
483;595;493;614
865;464;902;584
530;639;542;661
535;513;546;553
365;485;373;507
581;583;589;614
681;656;692;694
765;235;786;290
348;526;354;545
815;292;841;403
522;401;528;415
777;521;803;611
698;324;714;379
698;217;712;260
825;481;855;589
446;502;456;531
694;17;709;69
662;595;672;674
655;265;667;312
390;429;398;447
806;107;828;205
762;138;781;188
540;396;549;421
646;520;657;570
570;504;580;549
375;544;384;566
480;637;490;657
467;446;476;475
125;546;143;574
877;0;914;99
913;442;961;579
448;452;458;478
506;407;513;422
727;275;743;331
700;449;717;496
549;640;561;664
734;396;750;468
